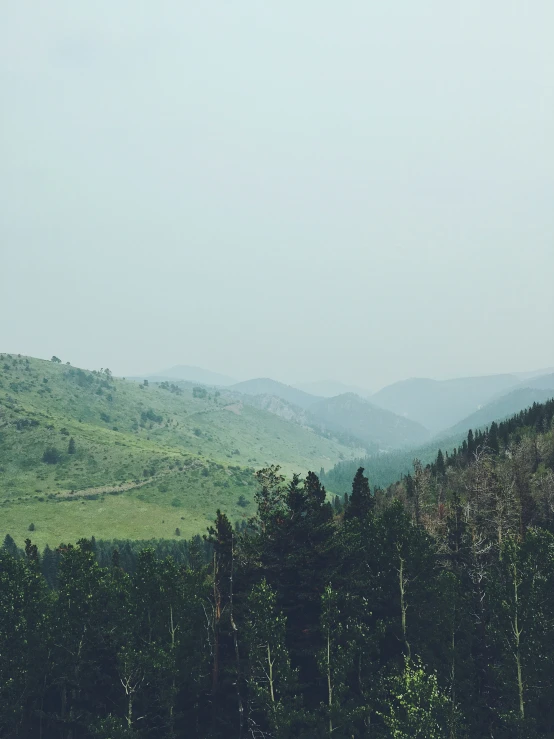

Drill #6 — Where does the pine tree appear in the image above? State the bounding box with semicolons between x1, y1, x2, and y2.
436;449;446;477
2;534;19;558
345;467;373;521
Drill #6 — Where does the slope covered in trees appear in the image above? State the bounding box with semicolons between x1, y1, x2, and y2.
2;398;554;737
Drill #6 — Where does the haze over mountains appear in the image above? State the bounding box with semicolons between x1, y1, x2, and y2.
370;374;521;433
140;363;554;439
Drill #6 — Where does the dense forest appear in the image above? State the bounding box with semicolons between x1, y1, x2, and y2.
1;400;554;738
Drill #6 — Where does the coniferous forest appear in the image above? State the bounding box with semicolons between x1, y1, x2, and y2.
2;400;554;738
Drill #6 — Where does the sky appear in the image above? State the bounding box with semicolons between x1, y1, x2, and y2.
1;1;553;391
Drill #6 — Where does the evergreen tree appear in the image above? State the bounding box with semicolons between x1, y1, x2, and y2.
2;534;19;558
345;467;373;521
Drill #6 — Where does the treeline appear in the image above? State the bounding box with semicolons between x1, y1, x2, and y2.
1;534;215;589
1;403;554;737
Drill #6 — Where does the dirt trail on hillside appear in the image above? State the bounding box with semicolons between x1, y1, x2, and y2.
49;460;206;501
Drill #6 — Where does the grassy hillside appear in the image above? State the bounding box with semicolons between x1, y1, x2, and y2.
0;354;361;546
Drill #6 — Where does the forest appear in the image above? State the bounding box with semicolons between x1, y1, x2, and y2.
1;399;554;738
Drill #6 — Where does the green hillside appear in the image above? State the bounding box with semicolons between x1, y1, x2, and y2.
0;354;362;546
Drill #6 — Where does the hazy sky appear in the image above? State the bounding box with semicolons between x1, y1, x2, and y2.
2;1;553;390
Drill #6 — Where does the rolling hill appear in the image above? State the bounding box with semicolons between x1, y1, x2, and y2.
230;378;322;410
307;393;430;451
0;354;362;546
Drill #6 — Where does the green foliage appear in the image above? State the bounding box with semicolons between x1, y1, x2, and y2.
245;580;297;737
1;440;554;737
379;656;454;738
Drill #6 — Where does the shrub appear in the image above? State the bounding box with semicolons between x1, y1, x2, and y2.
28;523;35;531
140;409;163;424
42;447;62;464
175;528;181;536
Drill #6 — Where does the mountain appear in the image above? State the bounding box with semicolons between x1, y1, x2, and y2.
512;367;554;381
371;374;520;433
308;393;430;451
293;380;372;398
440;385;554;438
0;355;361;547
522;372;554;391
140;365;237;386
230;378;321;410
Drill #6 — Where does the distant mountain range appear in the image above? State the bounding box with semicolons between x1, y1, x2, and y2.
131;364;554;441
225;380;429;451
370;374;521;433
371;372;554;435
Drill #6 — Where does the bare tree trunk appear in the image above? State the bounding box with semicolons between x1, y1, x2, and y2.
511;561;525;719
229;535;244;739
397;546;411;659
169;604;177;736
212;551;220;696
267;643;275;704
326;623;333;736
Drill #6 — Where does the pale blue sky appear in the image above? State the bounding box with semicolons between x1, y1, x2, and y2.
1;1;553;389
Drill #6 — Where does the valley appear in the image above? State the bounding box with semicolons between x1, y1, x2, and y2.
2;353;554;548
